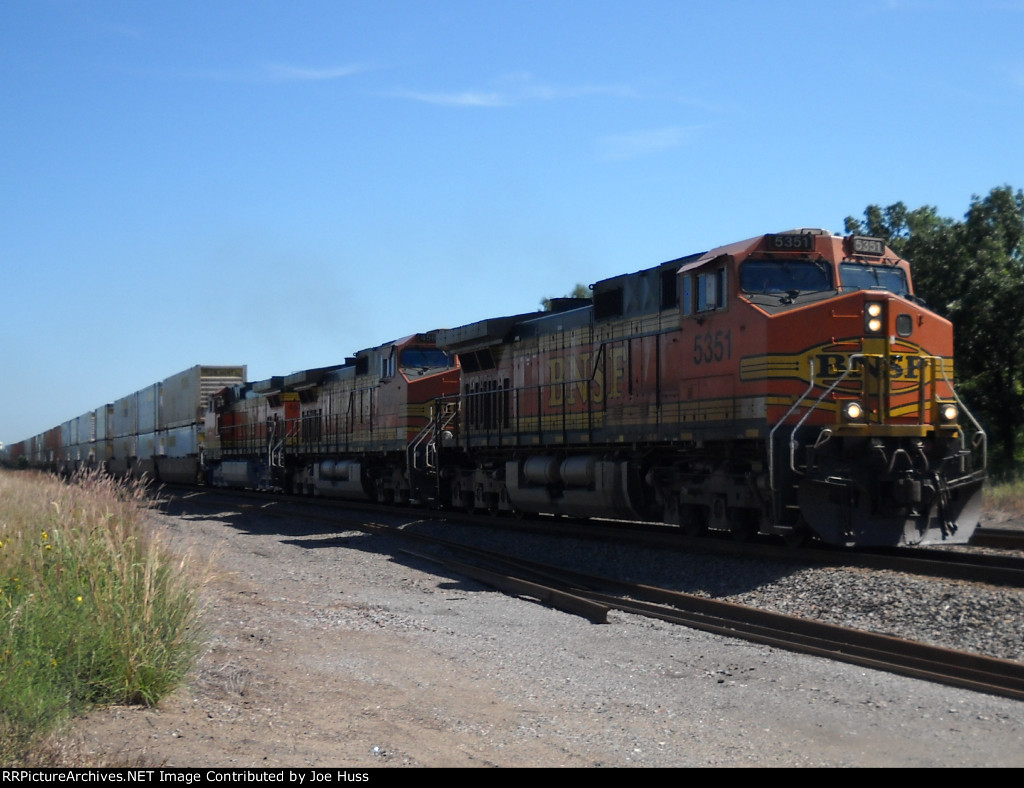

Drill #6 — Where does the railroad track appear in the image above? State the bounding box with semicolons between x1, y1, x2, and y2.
422;506;1024;587
161;488;1024;704
385;532;1024;704
162;486;1024;587
554;518;1024;588
973;526;1024;551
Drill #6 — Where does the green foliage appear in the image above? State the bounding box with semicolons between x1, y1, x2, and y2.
541;283;591;311
846;186;1024;475
0;471;206;765
985;476;1024;516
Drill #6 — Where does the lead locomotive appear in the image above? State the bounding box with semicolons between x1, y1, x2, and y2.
437;229;985;546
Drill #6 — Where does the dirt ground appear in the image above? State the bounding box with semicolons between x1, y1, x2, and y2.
49;504;1024;769
55;496;650;769
57;519;586;768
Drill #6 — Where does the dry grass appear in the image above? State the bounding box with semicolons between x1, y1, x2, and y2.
985;477;1024;517
0;470;208;766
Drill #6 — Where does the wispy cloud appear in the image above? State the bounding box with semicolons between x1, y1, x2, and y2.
179;62;368;84
598;126;703;161
506;73;637;102
389;73;636;108
388;89;508;107
263;63;367;83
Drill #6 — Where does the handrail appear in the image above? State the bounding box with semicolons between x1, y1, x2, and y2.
765;355;865;523
408;400;458;471
936;359;988;471
767;358;816;498
787;354;869;476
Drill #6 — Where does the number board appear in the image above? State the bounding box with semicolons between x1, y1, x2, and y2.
767;234;815;252
850;236;886;256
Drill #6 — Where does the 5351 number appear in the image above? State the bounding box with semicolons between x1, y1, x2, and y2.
693;329;732;365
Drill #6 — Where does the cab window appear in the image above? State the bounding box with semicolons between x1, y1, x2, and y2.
839;263;909;297
740;259;832;295
399;348;451;370
682;268;728;316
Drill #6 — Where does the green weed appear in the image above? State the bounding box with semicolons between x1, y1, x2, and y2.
0;471;205;765
985;476;1024;517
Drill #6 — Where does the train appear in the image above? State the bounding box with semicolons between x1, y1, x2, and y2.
4;228;987;547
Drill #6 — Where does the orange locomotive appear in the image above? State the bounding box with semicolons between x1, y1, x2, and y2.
205;332;459;505
438;229;986;546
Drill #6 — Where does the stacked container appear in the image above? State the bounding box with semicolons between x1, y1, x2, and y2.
12;365;247;483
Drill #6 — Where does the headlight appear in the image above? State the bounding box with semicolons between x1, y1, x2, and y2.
938;404;958;424
842;401;865;422
865;302;884;334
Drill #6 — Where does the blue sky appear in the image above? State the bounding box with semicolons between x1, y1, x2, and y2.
2;0;1023;446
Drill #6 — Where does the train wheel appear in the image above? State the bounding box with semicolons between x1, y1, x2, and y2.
783;521;812;548
729;508;759;542
679;504;708;537
451;483;471;511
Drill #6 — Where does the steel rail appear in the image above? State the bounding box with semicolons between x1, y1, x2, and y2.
395;535;1024;704
972;527;1024;551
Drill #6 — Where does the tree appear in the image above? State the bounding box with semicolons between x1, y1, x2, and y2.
845;186;1024;474
540;283;591;311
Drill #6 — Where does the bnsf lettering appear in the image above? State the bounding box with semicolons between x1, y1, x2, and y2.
816;353;927;380
548;347;627;407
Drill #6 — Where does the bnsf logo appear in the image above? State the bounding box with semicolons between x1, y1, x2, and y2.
812;350;951;396
740;341;952;395
546;347;628;407
815;353;930;380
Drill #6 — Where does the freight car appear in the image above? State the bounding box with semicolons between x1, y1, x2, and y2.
6;365;246;483
7;228;987;548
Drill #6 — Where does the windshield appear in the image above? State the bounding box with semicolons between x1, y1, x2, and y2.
400;347;452;370
740;259;832;295
840;263;910;297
